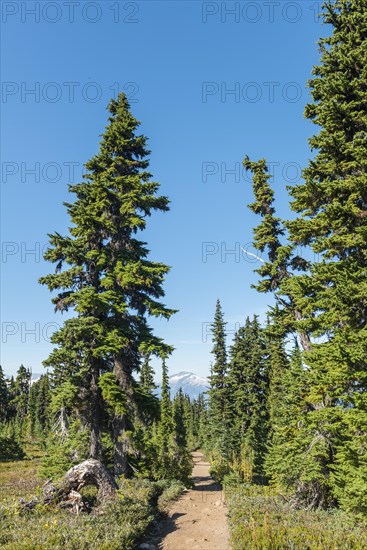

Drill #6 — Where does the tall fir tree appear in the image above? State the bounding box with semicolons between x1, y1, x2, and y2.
10;366;31;422
265;309;290;438
137;354;159;425
208;299;230;456
159;358;174;441
33;375;51;436
227;316;269;481
243;157;312;352
0;366;8;422
244;0;367;510
151;358;192;482
28;383;38;436
264;342;309;494
140;355;157;395
173;388;187;447
284;0;367;512
40;93;175;475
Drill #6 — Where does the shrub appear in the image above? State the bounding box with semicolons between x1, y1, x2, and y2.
208;450;231;482
0;476;185;549
0;435;25;460
225;484;367;550
40;420;89;479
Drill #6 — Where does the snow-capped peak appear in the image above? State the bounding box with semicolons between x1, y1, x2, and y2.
162;371;209;399
170;371;208;386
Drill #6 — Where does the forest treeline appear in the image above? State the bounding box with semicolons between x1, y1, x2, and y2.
0;363;208;482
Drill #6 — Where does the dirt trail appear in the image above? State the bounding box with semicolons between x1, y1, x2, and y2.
143;451;230;550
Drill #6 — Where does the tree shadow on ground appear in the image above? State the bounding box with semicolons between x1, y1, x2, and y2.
140;511;186;550
192;473;223;491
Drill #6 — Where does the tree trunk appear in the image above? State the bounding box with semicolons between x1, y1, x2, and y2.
113;355;134;478
113;415;131;478
294;309;312;352
89;363;102;459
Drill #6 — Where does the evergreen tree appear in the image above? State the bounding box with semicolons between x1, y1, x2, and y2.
264;343;310;494
137;355;159;425
159;358;174;441
227;319;251;454
150;359;192;482
243;157;312;352
173;388;187;447
35;375;51;434
284;0;367;511
265;310;290;438
10;365;31;422
40;93;175;475
28;382;38;436
182;393;196;449
5;376;17;420
227;317;269;481
208;299;230;456
197;394;210;449
140;355;157;395
244;0;367;510
0;366;8;422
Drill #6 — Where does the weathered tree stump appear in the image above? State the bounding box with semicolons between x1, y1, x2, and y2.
20;459;118;513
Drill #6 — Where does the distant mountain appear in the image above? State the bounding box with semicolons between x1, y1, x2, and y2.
4;371;44;382
157;371;209;400
15;370;209;399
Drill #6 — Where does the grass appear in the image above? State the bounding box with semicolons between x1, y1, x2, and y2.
225;483;367;550
156;479;186;511
0;459;42;505
0;457;185;549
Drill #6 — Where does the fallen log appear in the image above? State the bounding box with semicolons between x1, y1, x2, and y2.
20;459;118;513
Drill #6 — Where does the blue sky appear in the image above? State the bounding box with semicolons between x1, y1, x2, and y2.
1;1;326;378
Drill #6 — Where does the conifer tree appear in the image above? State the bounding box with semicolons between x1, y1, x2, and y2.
173;388;187;447
244;0;367;509
197;394;210;449
208;299;230;456
0;366;8;422
35;375;51;434
10;365;31;422
227;317;269;481
150;359;192;482
137;354;159;425
28;383;38;436
5;377;17;420
140;355;157;395
243;157;311;352
283;0;367;511
40;93;176;475
265;310;290;437
159;358;174;441
194;393;207;444
227;319;251;453
264;343;309;494
182;393;196;449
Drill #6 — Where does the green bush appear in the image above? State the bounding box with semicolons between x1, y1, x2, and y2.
208;450;231;482
148;431;193;485
157;479;185;511
0;476;185;549
40;420;90;479
225;484;367;550
0;435;25;460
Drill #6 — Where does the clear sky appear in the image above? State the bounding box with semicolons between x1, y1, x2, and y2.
1;1;327;378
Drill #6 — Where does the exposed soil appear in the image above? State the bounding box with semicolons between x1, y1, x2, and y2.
143;451;230;550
